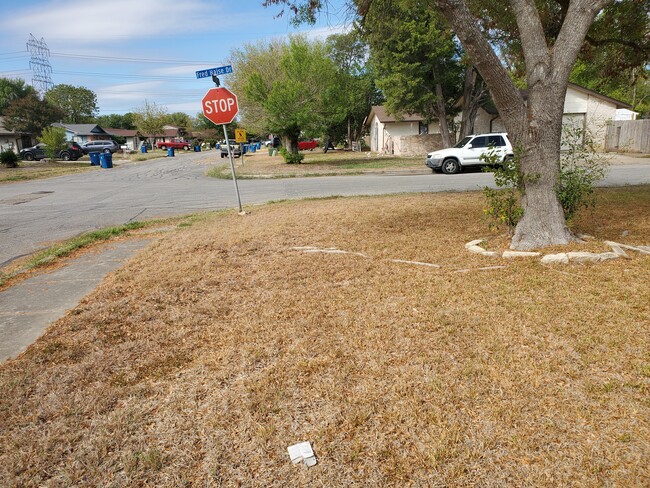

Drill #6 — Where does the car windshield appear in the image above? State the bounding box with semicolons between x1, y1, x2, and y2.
453;137;472;148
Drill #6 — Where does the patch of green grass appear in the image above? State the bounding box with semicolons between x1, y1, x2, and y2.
0;221;146;287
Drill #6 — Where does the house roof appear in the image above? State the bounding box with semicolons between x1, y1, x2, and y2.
365;106;425;126
51;123;109;136
104;128;139;137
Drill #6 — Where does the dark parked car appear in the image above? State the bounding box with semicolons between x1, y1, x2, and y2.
80;140;120;154
19;142;84;161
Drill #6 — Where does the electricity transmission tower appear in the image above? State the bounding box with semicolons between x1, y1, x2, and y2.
26;34;53;96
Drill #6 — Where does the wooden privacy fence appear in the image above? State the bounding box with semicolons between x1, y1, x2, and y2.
605;119;650;153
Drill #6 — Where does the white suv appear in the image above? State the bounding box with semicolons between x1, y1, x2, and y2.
425;133;513;174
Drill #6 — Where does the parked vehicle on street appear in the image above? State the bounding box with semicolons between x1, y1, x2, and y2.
156;138;191;151
220;143;242;158
19;142;84;161
80;140;120;154
425;133;513;174
298;139;319;151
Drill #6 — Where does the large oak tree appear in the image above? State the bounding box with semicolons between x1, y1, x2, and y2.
264;0;641;250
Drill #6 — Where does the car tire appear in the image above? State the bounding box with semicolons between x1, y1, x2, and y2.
61;152;71;161
441;158;461;174
184;146;189;151
160;145;167;150
103;148;110;154
23;153;35;161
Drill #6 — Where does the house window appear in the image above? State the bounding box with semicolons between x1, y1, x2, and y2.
419;122;428;135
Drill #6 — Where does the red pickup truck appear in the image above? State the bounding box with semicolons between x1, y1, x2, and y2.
156;139;191;150
298;139;319;151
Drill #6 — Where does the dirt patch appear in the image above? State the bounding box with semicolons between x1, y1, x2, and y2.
1;188;649;486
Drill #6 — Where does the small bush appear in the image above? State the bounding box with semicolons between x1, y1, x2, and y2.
280;147;304;164
557;125;609;222
0;150;19;168
482;149;523;235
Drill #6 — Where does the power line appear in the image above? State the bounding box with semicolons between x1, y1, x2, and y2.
50;51;226;66
53;69;194;81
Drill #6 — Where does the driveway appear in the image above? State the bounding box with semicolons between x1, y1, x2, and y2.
1;150;649;267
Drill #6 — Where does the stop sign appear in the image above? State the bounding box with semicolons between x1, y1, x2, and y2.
202;87;239;125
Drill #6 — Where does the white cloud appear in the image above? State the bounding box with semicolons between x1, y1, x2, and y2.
6;0;221;43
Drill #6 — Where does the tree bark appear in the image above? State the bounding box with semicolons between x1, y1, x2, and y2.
435;0;613;249
460;66;485;138
435;83;453;147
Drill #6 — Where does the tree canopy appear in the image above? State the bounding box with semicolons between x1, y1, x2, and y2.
2;92;63;135
232;36;346;152
0;78;37;115
44;84;98;124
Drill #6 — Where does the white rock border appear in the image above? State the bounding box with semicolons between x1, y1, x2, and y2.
465;239;650;265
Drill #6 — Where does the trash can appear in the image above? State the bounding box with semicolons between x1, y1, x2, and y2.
256;142;261;150
99;153;113;168
194;145;201;152
242;144;248;155
140;145;147;154
268;146;273;156
250;144;256;153
167;147;175;157
89;152;101;166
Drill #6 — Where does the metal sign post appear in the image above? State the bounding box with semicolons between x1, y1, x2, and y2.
199;69;244;214
222;125;243;213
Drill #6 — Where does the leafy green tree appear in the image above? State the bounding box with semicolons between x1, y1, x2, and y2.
3;92;63;135
361;0;464;146
133;100;167;148
0;78;37;115
94;113;136;129
235;36;345;154
45;84;98;123
264;0;645;250
38;126;67;159
164;112;191;132
325;31;383;147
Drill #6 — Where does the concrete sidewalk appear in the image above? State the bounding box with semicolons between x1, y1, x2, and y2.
0;238;152;362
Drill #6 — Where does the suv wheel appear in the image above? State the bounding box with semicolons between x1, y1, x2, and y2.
61;152;71;161
441;158;461;175
24;152;35;161
103;148;110;154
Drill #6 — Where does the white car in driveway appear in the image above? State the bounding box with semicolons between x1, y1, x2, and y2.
425;133;513;174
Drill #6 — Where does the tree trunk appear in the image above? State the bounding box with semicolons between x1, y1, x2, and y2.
435;83;453;147
460;66;485;138
510;85;574;249
435;0;612;249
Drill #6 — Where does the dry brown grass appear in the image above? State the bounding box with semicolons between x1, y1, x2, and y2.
210;149;424;178
1;187;649;486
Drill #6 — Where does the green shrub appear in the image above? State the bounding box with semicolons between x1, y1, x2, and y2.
0;150;19;168
557;125;609;222
280;147;304;164
482;149;523;235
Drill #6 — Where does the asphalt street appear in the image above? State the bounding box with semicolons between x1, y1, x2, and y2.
1;150;650;267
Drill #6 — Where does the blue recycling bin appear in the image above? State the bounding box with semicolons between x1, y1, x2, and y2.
140;145;147;153
256;142;261;150
194;145;201;152
241;144;249;155
99;153;113;168
250;144;256;153
167;147;175;157
89;152;100;166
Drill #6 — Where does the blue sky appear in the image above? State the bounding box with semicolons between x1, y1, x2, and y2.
0;0;351;116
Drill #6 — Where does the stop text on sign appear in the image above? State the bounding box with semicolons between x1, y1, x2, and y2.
203;97;236;115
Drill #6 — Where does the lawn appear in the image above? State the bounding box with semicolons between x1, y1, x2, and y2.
208;149;425;178
1;187;649;486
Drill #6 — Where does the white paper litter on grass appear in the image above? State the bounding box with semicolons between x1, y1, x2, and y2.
287;441;317;467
